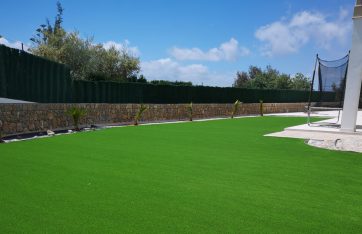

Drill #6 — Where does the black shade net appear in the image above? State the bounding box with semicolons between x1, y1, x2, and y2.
311;53;349;107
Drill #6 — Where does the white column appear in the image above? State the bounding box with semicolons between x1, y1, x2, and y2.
341;0;362;132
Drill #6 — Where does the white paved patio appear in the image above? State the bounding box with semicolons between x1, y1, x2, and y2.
266;111;362;153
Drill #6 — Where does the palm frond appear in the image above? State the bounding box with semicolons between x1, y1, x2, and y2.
66;106;87;131
231;100;241;118
134;104;148;125
188;102;193;121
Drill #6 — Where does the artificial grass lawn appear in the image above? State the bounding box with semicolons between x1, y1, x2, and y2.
0;117;361;233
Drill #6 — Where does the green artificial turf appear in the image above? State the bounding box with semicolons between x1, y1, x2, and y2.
0;117;361;233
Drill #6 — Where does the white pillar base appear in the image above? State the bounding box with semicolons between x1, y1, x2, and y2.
340;18;362;132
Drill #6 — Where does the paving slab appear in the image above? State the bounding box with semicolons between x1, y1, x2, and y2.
266;111;362;153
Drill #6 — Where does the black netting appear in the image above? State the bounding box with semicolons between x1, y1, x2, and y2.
310;53;349;107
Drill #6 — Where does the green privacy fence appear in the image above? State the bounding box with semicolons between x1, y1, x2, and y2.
0;45;335;103
72;81;330;104
0;45;72;103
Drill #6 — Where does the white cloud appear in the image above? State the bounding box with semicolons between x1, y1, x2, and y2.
170;38;250;61
141;58;207;82
339;7;349;20
141;58;232;86
255;9;352;56
102;40;140;56
0;37;30;51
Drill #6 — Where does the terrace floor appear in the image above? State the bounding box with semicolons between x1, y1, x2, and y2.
267;111;362;152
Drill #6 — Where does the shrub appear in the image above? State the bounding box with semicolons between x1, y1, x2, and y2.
188;102;193;121
134;104;148;126
260;100;264;116
67;106;87;131
231;100;241;118
0;131;4;143
0;121;4;143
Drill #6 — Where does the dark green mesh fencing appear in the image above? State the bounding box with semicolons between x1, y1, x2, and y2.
0;45;72;103
0;45;336;104
71;81;333;103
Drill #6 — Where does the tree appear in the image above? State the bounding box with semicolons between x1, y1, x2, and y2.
30;1;141;82
274;74;292;90
265;65;279;88
30;1;66;54
233;71;249;88
291;73;311;90
234;66;310;90
248;73;269;89
149;80;193;86
137;75;147;83
248;66;262;79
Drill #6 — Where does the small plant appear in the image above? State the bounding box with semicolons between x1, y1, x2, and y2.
259;100;264;116
0;131;4;143
67;106;87;131
231;100;241;119
188;102;193;121
0;121;4;143
134;104;148;126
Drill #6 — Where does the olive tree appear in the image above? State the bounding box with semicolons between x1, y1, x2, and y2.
30;1;141;82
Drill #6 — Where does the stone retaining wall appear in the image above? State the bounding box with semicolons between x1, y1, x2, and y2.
0;103;307;136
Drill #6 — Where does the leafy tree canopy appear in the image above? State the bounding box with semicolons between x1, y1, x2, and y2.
149;80;193;86
30;1;141;82
233;65;311;90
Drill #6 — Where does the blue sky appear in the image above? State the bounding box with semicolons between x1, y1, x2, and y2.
0;0;354;86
